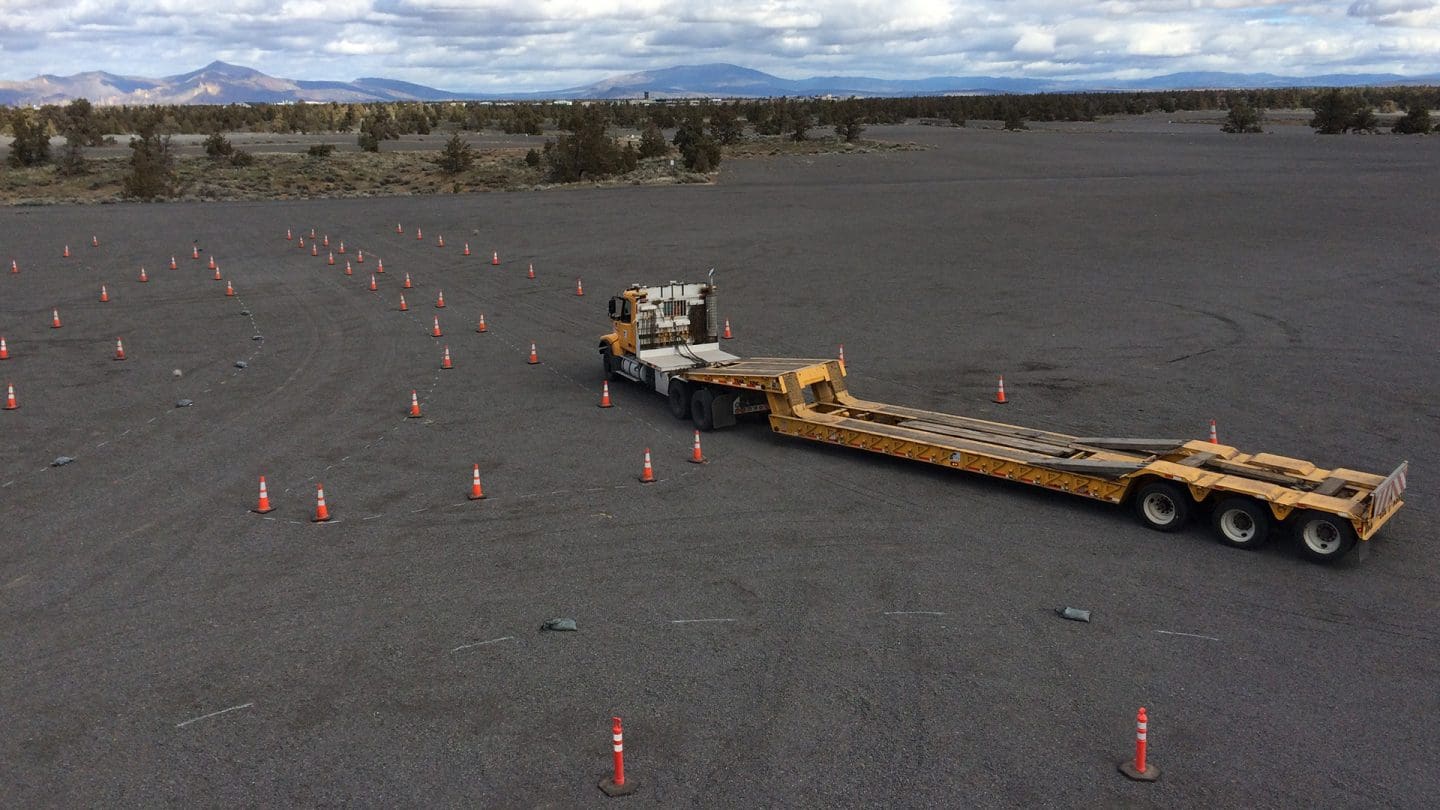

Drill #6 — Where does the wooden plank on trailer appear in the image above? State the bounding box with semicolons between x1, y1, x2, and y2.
1179;452;1217;468
1312;476;1348;497
899;419;1076;457
1209;459;1309;488
862;402;1081;443
827;416;1053;465
1071;438;1189;454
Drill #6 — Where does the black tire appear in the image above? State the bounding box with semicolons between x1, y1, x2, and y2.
1132;480;1191;532
1292;511;1358;563
666;379;691;420
600;349;616;382
1211;496;1271;549
691;387;715;431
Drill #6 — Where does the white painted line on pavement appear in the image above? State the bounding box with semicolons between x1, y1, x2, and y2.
669;618;736;624
176;702;254;728
884;611;946;616
1155;630;1220;642
450;636;514;653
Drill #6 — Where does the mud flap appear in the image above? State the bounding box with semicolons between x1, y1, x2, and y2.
712;392;738;429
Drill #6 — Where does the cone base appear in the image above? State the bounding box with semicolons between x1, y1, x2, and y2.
312;514;332;523
994;397;1007;404
251;506;275;514
468;493;487;501
407;412;423;419
1118;761;1159;782
599;778;638;797
689;456;707;464
598;402;613;409
3;404;17;410
528;359;540;365
639;475;656;484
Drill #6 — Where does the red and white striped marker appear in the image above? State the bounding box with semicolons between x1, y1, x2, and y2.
1118;706;1159;781
1208;419;1218;444
0;337;9;360
838;344;846;374
312;483;332;522
4;382;18;410
468;464;485;500
598;716;637;796
113;337;126;361
252;475;275;513
598;380;613;408
689;429;706;464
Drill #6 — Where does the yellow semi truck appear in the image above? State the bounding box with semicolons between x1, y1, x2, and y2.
599;280;1407;563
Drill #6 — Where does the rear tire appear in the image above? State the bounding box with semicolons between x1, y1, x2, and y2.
1211;496;1271;549
691;387;716;431
667;379;691;420
1133;480;1191;532
1292;511;1358;563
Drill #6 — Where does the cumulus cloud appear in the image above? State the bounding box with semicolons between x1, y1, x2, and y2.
0;0;1437;91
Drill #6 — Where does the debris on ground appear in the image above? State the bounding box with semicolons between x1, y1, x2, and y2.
1057;607;1091;622
51;456;75;467
234;360;248;369
175;399;193;408
540;618;578;632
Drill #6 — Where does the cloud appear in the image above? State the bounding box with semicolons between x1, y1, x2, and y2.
0;1;1437;92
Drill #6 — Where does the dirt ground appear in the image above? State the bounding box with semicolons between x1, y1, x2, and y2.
0;121;1436;807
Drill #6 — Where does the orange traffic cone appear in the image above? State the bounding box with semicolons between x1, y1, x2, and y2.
838;344;847;374
399;294;409;312
416;227;423;240
1208;419;1218;444
298;237;306;249
208;255;217;270
492;251;500;266
407;389;422;418
476;314;488;333
356;249;364;263
435;291;445;308
286;228;293;240
310;228;316;239
375;258;385;273
91;235;99;247
137;267;149;283
252;475;274;513
213;265;222;281
193;245;200;259
994;376;1008;404
311;243;318;256
169;256;177;270
63;245;71;258
599;380;613;408
527;263;535;279
463;243;471;256
327;252;335;266
225;280;235;297
403;273;413;289
397;223;403;233
344;260;353;276
0;337;8;360
323;234;330;247
437;235;445;248
369;275;378;292
100;285;110;302
4;382;17;410
338;241;345;254
723;319;733;339
312;483;331;522
639;448;656;483
468;464;486;500
441;345;453;369
431;316;443;337
527;342;539;364
51;308;62;329
689;429;707;464
9;260;17;274
113;337;126;361
576;278;584;296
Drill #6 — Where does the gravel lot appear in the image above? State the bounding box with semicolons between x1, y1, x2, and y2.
1;121;1435;807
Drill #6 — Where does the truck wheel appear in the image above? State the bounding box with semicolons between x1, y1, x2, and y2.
1292;511;1357;563
691;387;715;431
667;379;691;420
600;352;616;382
1133;480;1190;532
1211;496;1270;549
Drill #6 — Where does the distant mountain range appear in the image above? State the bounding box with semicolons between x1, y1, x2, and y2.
2;61;1438;106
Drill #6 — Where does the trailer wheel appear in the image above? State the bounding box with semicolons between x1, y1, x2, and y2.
1211;496;1270;549
691;387;715;431
1292;511;1358;563
1133;480;1191;532
667;379;691;420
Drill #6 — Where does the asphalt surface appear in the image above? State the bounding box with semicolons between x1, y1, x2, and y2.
1;122;1437;807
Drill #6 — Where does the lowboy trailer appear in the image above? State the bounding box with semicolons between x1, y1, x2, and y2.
600;281;1407;562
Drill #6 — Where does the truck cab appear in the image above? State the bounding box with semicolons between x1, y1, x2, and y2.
599;280;740;394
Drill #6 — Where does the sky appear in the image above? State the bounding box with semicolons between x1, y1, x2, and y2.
1;1;1439;91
